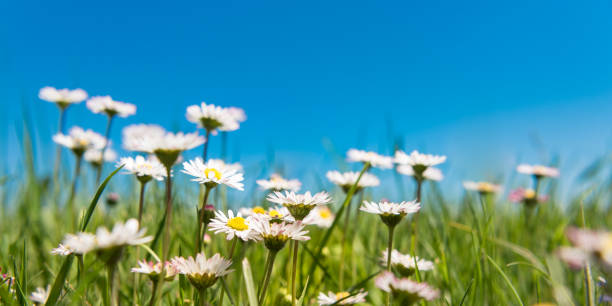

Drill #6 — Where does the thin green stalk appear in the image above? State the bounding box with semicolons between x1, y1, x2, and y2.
410;178;423;255
137;182;147;225
68;154;83;229
152;167;173;305
386;225;395;306
258;250;278;305
98;115;114;186
580;199;595;306
53;107;66;184
108;264;118;306
339;194;353;289
291;240;299;306
218;238;238;305
196;186;212;254
202;129;211;161
199;289;207;306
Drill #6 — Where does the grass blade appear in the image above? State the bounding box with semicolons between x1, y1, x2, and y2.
242;258;259;306
80;165;123;231
486;254;524;306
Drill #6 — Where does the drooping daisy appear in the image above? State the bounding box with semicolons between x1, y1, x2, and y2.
171;253;233;290
84;147;117;167
29;285;50;304
86;95;136;118
122;124;166;152
326;170;380;193
182;158;244;190
129;131;206;168
53;126;106;156
250;217;310;251
39;86;87;109
131;260;178;281
375;271;439;305
381;249;434;277
208;210;258;241
516;164;559;178
397;165;443;181
360;200;421;227
346;149;394;169
317;289;368;305
256;174;302;192
267;191;332;221
304;206;335;228
119;155;167;183
463;181;502;194
508;188;548;206
186;102;241;134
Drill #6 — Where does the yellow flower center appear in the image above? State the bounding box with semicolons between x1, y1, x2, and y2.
319;208;332;219
77;139;89;146
227;217;248;231
252;206;266;214
204;168;221;180
524;189;536;199
269;210;282;218
270;175;284;183
336;292;350;300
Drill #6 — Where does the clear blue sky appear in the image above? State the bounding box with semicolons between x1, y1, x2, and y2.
1;0;612;194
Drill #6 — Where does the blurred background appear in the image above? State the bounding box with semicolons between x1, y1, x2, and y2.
1;0;611;198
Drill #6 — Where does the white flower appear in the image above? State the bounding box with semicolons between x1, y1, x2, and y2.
171;253;233;290
131;260;178;280
239;206;293;222
186;102;241;134
317;289;368;305
326;170;380;191
346;149;393;169
360;200;421;216
182;158;244;190
39;86;87;108
29;285;50;304
250;217;310;251
119;155;167;181
208;210;258;241
516;164;559;178
122;124;166;152
381;249;434;276
397;165;443;181
395;150;446;168
227;107;247;122
565;227;612;270
208;158;243;173
53;127;106;154
304;206;334;228
256;174;301;192
267;191;332;220
60;219;152;255
51;244;73;256
557;247;589;270
60;232;97;254
84;147;117;166
463;181;502;194
86;95;136;117
375;271;439;303
130;131;205;155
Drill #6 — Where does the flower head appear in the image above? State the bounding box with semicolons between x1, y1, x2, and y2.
516;164;559;178
360;200;421;227
86;95;136;118
375;271;439;305
208;210;259;241
39;86;87;108
171;253;233;290
508;188;548;206
304;206;335;228
381;249;434;276
29;285;50;304
395;150;446;168
129;131;205;168
397;165;443;181
250;217;310;251
346;149;393;169
326;170;380;193
186;102;241;134
119;155;167;183
182;158;244;190
84;147;117;167
463;181;502;194
239;206;293;223
227;107;247;122
256;174;301;192
267;191;332;221
317;289;368;305
122;124;166;152
561;227;612;271
53;127;106;156
131;260;178;281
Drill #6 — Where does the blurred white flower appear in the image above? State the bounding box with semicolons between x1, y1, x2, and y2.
304;206;334;229
60;219;152;255
131;260;178;281
50;244;73;256
397;165;443;181
250;217;310;251
119;155;167;182
208;210;259;241
256;174;301;192
326;170;380;192
381;249;434;276
86;95;136;118
517;164;559;178
186;102;241;134
239;206;293;222
182;158;244;190
395;150;446;167
122;124;166;152
375;271;439;303
346;149;393;169
317;289;368;305
564;227;612;270
171;253;233;290
227;106;247;122
53;127;106;155
267;191;332;220
39;86;87;108
508;188;548;206
84;147;117;166
128;131;205;167
207;158;243;173
29;285;50;304
463;181;502;194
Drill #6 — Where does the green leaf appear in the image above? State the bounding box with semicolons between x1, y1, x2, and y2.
295;276;309;306
486;254;524;306
80;165;124;231
241;258;259;306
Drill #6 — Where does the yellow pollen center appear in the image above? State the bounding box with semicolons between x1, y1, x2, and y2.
524;189;536;199
269;210;282;218
77;139;89;146
319;208;332;219
252;207;266;214
336;292;350;300
227;217;248;231
204;168;222;180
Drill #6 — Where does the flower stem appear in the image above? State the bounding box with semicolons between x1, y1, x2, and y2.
137;182;147;226
202;129;211;161
199;289;207;306
291;240;299;306
339;194;354;289
218;238;238;306
133;182;146;306
196;186;212;254
410;178;423;256
258;250;278;305
108;263;118;306
98;115;114;186
68;154;83;230
386;225;395;306
53;107;66;185
152;167;173;305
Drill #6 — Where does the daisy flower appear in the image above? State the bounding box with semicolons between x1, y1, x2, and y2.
186;102;241;134
557;246;589;270
208;210;258;241
346;149;394;169
256;174;302;192
395;150;446;168
267;191;332;221
516;164;559;178
84;147;117;167
51;244;73;256
304;206;335;228
39;86;87;108
171;253;233;290
375;271;439;305
326;170;380;192
53;127;106;155
397;164;443;181
508;188;548;206
227;106;247;122
239;206;293;223
463;181;502;194
59;233;97;255
250;217;310;251
131;260;178;281
182;158;244;190
119;155;167;183
564;227;612;270
122;124;166;152
381;249;434;276
360;200;421;227
86;95;136;118
208;158;243;173
129;131;205;168
29;285;50;304
317;289;368;305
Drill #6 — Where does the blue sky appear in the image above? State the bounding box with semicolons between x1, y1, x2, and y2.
1;0;612;195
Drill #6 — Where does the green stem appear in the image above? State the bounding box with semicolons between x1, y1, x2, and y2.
202;129;211;161
98;115;114;186
258;250;278;305
53;107;66;185
291;240;299;306
108;264;118;306
152;167;173;305
386;225;395;306
68;154;83;230
196;186;212;254
339;194;354;289
137;182;147;226
147;280;158;306
199;289;207;306
218;238;238;305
